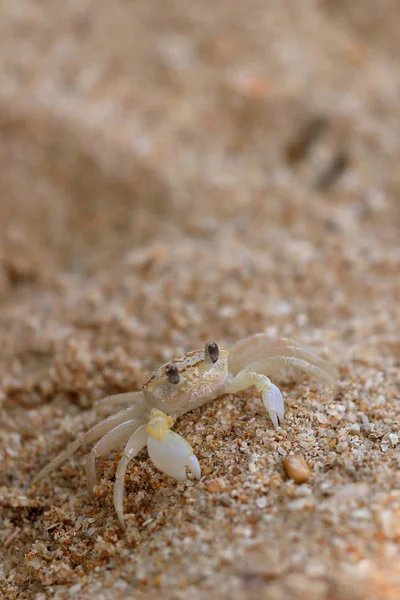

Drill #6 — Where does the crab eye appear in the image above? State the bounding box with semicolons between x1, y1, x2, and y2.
205;341;219;364
165;363;180;384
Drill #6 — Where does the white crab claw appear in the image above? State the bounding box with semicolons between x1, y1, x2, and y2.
262;383;285;429
147;430;201;482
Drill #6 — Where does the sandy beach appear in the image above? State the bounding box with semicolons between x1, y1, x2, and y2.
1;1;400;598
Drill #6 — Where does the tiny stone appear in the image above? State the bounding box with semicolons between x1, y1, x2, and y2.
69;584;82;594
349;424;360;433
388;433;399;446
299;441;310;449
316;412;328;424
207;479;224;493
283;455;311;484
336;442;348;453
293;484;312;498
287;498;313;511
351;509;370;520
256;496;268;509
360;413;370;426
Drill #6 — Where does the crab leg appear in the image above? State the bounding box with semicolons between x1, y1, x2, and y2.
229;334;338;382
227;370;285;428
114;424;148;530
247;356;336;387
113;409;202;530
86;418;145;495
94;391;147;413
227;370;285;429
32;406;146;485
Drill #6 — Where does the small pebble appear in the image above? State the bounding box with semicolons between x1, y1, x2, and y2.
336;442;349;453
316;412;328;424
283;455;311;484
207;479;225;493
348;424;360;433
256;496;268;509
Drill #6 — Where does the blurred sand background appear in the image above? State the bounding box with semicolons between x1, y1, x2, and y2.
1;1;400;598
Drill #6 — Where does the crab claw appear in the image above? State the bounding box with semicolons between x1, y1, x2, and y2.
262;383;285;429
147;430;201;481
146;409;201;481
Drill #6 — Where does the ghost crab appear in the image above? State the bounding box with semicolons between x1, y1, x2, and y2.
32;334;338;529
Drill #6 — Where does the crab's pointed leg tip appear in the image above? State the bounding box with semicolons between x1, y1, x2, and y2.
270;412;279;429
187;454;201;479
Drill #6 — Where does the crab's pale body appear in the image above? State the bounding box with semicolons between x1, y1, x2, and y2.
32;334;338;529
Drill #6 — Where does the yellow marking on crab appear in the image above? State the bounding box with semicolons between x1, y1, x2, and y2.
146;409;174;442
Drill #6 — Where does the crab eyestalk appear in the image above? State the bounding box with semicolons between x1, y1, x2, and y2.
146;409;201;481
204;341;219;365
165;363;180;384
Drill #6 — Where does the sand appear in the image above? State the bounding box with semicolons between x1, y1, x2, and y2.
1;1;400;598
